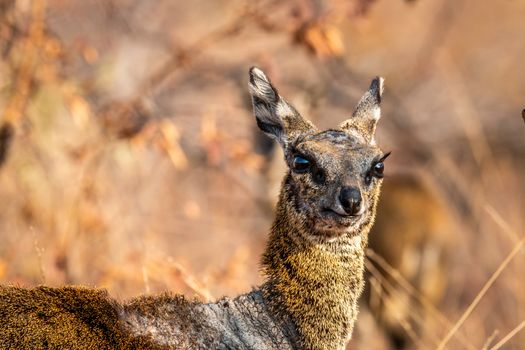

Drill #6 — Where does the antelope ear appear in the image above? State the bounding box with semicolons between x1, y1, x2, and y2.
340;77;384;144
248;67;316;147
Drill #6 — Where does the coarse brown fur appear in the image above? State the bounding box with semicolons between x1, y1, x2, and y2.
0;67;388;349
0;285;166;349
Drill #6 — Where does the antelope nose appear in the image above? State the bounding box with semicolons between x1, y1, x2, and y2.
339;186;362;216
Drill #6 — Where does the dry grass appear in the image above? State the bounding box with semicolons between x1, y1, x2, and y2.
1;0;524;349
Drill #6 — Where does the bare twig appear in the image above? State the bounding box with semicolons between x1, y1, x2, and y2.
481;329;499;350
489;320;525;350
484;205;520;243
367;249;476;350
30;226;46;284
367;249;452;327
366;261;431;349
436;238;525;349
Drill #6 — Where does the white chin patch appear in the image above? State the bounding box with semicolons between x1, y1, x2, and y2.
350;235;362;249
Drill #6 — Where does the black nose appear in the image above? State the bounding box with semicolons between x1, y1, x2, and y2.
339;186;362;216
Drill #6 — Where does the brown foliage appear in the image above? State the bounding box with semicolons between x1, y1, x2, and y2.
0;0;524;349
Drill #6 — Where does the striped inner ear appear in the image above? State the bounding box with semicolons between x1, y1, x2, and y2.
248;67;316;146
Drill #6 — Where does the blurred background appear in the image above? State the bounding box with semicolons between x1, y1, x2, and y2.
0;0;524;349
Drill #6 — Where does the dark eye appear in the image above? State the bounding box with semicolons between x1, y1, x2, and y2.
373;162;384;178
366;152;390;185
371;152;391;179
293;155;311;172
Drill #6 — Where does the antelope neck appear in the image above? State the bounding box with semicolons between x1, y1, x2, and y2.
261;199;368;349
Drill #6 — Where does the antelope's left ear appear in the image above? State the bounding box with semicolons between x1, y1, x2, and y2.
340;77;384;144
248;67;316;147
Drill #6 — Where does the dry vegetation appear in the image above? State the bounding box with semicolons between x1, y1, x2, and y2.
0;0;524;349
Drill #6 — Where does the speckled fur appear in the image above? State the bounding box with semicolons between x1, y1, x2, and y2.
0;285;166;349
0;68;386;350
249;67;386;350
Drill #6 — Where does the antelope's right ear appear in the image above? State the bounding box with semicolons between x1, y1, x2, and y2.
248;67;316;147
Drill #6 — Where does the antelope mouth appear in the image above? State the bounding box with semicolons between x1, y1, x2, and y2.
320;208;362;220
315;208;366;235
321;208;362;219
